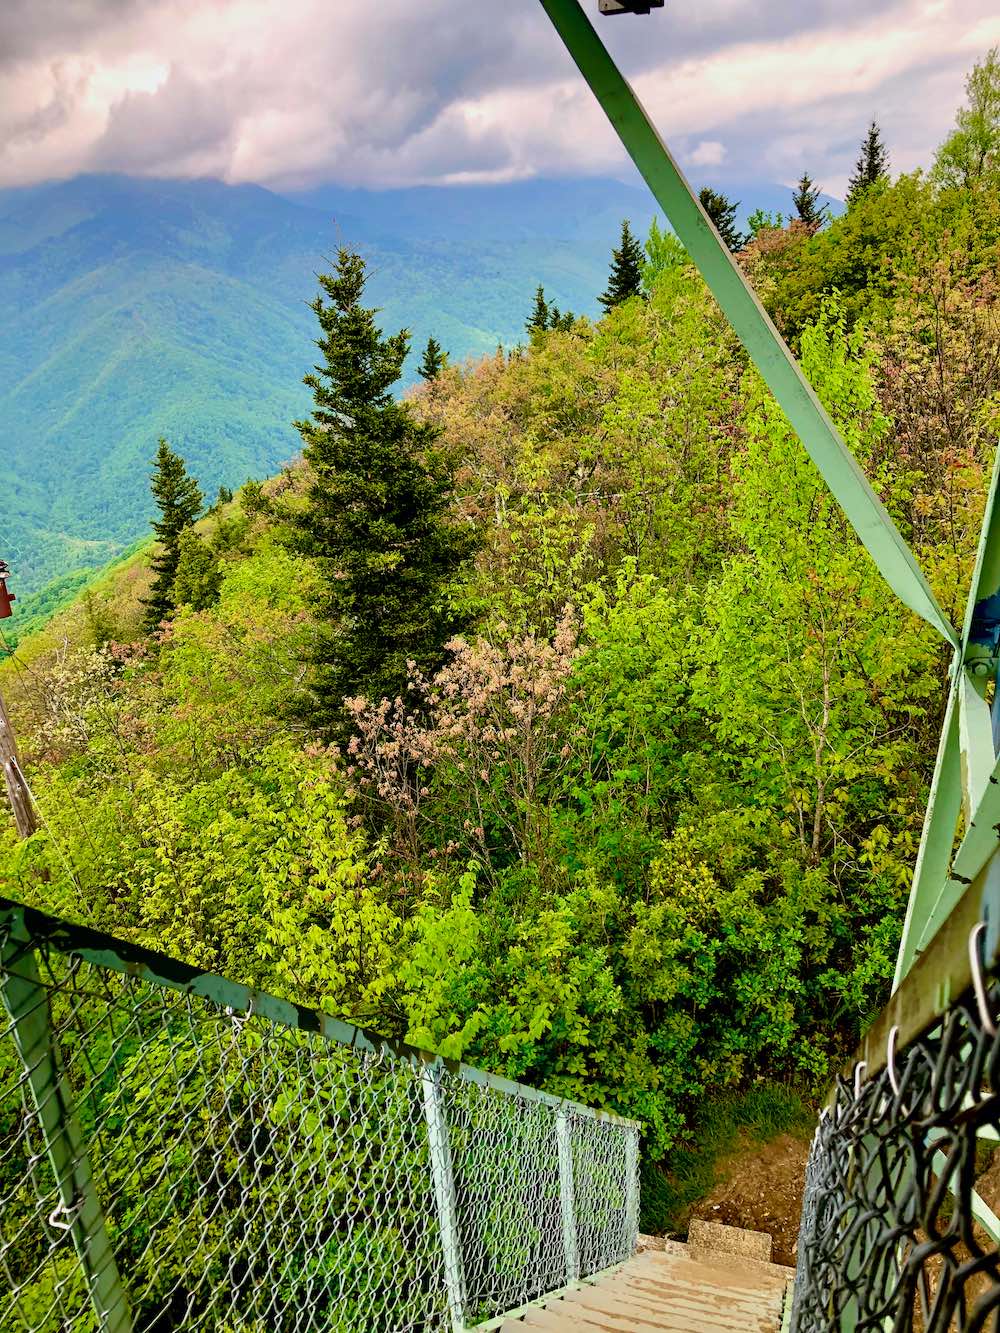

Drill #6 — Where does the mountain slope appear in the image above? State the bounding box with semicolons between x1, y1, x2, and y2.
0;171;838;597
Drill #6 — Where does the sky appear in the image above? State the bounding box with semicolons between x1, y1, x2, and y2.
0;0;996;198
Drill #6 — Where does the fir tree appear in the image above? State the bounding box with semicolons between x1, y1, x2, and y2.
527;285;550;336
418;335;446;381
599;220;645;310
290;248;477;727
698;188;745;251
846;121;890;206
792;172;827;229
142;439;203;632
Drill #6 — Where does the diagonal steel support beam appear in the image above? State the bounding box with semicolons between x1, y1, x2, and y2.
538;0;958;648
895;444;1000;983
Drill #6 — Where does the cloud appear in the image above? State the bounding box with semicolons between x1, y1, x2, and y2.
0;0;995;193
688;141;727;168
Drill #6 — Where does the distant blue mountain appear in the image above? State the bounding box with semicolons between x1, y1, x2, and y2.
0;171;839;596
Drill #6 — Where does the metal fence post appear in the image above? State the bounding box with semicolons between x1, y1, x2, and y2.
624;1126;640;1252
422;1061;467;1332
1;935;132;1333
555;1106;580;1282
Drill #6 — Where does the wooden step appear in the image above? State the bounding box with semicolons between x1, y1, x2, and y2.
499;1243;794;1332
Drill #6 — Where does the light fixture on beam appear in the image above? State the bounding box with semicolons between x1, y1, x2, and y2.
598;1;664;14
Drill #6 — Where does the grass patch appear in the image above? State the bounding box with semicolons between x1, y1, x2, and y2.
639;1083;815;1235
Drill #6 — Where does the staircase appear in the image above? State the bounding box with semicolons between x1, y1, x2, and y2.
500;1224;794;1332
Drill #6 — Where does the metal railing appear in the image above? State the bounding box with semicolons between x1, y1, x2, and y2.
0;898;639;1332
789;869;1000;1332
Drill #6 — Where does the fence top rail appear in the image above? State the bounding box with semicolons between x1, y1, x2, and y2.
0;896;641;1130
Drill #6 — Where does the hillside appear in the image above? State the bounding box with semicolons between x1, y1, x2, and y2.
0;172;840;600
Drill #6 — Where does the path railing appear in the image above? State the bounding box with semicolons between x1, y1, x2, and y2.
0;898;639;1332
789;860;1000;1332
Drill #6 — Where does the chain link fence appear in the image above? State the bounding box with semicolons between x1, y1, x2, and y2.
790;972;1000;1332
0;899;639;1332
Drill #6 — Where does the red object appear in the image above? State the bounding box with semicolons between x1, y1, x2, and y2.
0;579;15;619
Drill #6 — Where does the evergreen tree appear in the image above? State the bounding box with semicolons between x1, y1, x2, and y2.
418;336;446;381
290;248;477;727
142;439;203;632
698;188;746;251
547;306;576;332
793;172;827;229
527;285;550;336
599;220;645;310
846;121;890;206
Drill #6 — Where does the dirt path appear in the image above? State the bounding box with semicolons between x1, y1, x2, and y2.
682;1132;812;1266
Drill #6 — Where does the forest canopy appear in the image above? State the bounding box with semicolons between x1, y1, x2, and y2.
2;49;1000;1189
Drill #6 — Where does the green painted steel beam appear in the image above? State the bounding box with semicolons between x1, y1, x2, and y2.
892;667;962;988
538;0;958;649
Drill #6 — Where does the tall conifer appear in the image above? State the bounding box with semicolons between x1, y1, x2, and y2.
527;285;550;336
291;248;476;727
418;336;445;380
792;172;827;229
142;439;203;632
698;187;745;251
846;122;890;206
599;220;644;310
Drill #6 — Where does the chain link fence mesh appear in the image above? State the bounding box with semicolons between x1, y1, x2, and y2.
790;979;1000;1333
0;902;639;1332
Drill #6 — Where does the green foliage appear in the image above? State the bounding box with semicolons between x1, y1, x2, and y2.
599;220;645;310
142;439;203;632
639;1085;814;1234
746;208;783;238
933;46;1000;189
846;121;890;207
3;69;998;1217
698;188;745;252
289;248;477;725
642;218;687;294
172;529;222;611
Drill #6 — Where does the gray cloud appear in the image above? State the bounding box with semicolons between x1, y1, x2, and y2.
0;0;995;194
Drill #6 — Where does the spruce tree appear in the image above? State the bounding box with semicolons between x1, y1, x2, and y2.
418;335;445;381
527;285;550;336
846;121;890;206
599;220;644;310
792;172;827;229
290;248;476;727
698;187;745;251
142;439;203;632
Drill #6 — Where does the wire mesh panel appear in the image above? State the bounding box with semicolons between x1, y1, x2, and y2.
0;901;640;1332
444;1079;566;1322
790;980;1000;1332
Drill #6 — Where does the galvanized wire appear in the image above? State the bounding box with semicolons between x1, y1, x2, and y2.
790;980;1000;1332
0;911;640;1332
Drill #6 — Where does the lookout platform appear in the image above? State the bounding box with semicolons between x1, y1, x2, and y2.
500;1226;794;1332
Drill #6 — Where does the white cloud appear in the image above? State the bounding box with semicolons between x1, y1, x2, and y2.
0;0;995;192
688;141;727;168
